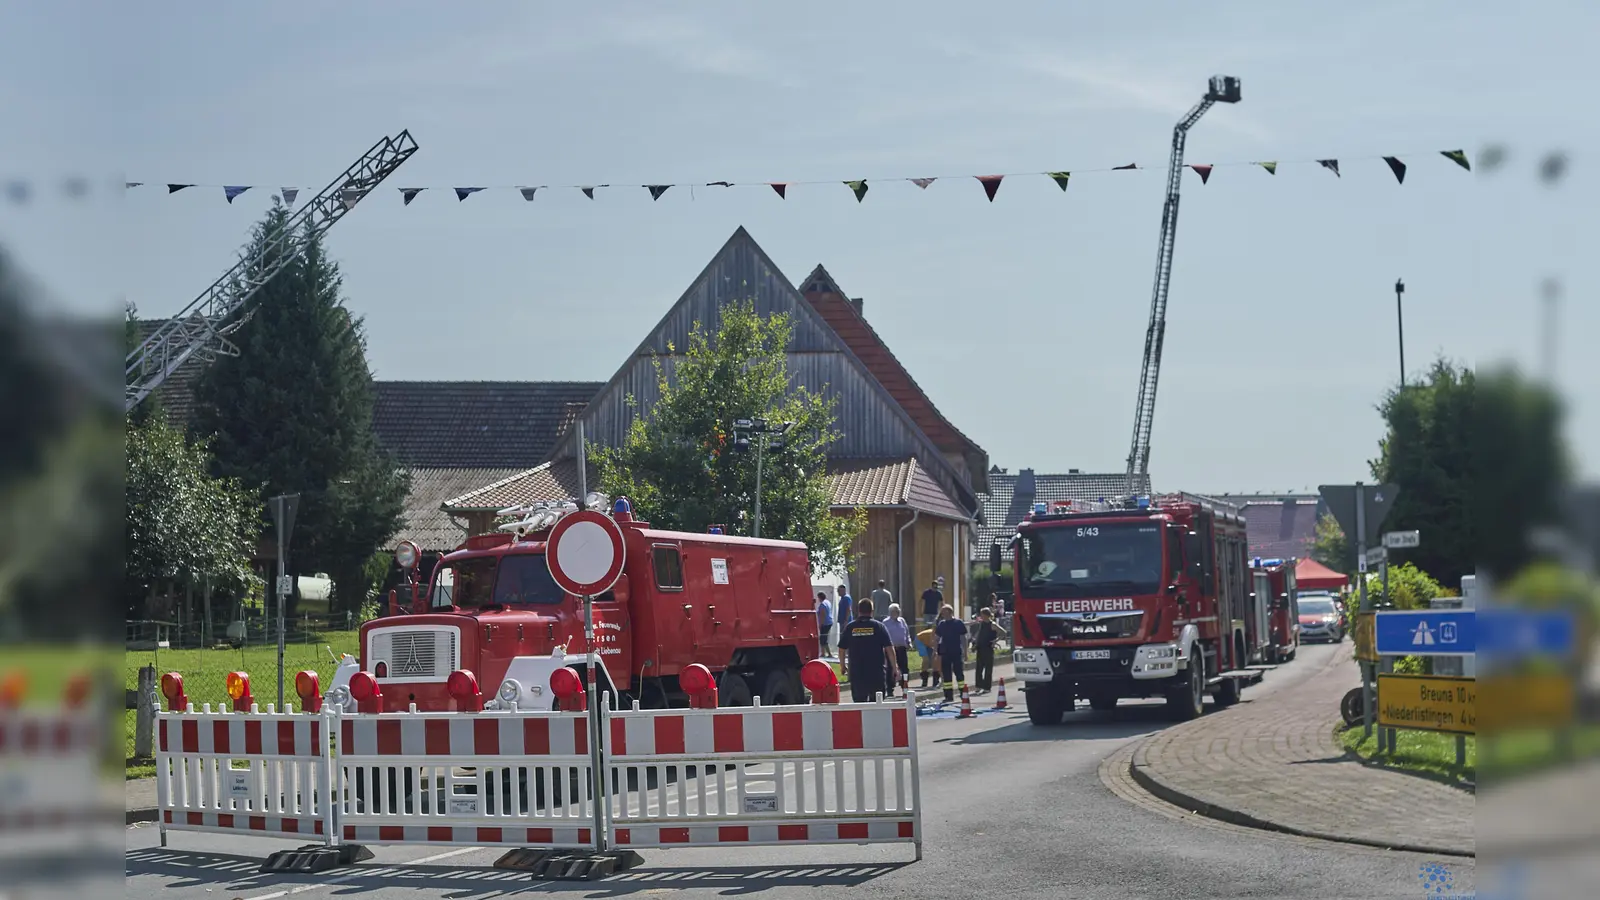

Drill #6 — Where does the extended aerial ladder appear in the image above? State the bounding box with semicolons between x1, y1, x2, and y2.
124;130;419;411
1123;77;1240;495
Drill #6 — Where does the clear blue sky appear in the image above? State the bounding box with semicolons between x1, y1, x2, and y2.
2;1;1593;491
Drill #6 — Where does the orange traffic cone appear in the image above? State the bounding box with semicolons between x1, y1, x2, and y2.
958;682;973;718
994;678;1009;709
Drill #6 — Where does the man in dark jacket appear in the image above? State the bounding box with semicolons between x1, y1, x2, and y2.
920;579;943;626
839;598;898;703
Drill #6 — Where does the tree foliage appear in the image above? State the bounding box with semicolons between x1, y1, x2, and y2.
190;201;409;614
1310;512;1351;577
125;416;262;608
593;300;864;574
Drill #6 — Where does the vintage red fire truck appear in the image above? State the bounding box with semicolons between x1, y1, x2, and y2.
1250;557;1300;663
993;493;1265;725
330;496;820;714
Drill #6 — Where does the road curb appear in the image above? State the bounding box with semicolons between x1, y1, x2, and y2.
127;807;158;825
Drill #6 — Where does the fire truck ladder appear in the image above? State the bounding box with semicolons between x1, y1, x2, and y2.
1122;77;1240;496
124;129;419;411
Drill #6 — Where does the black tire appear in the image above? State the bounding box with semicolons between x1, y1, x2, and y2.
718;671;754;707
1025;685;1064;725
1088;694;1118;712
1214;676;1241;708
1340;686;1366;727
1166;653;1205;721
759;669;802;707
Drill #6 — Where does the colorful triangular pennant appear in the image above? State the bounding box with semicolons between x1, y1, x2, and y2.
1256;162;1277;175
223;185;251;203
454;187;484;201
401;188;424;205
167;184;191;194
769;183;788;198
1047;171;1071;191
281;188;298;206
1440;149;1470;172
909;178;936;189
846;180;868;202
976;175;1003;201
1317;159;1340;177
519;187;539;201
1383;156;1407;184
646;185;670;201
1189;165;1213;184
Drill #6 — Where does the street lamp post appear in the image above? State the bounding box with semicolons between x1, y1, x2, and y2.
1395;278;1406;389
732;418;793;538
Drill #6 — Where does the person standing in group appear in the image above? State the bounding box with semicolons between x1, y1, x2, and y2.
920;579;944;627
815;591;834;657
836;583;854;628
970;606;1007;693
934;604;968;703
882;603;911;696
871;580;893;620
915;623;939;688
839;598;898;704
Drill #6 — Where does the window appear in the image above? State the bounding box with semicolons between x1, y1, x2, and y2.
1016;522;1164;598
653;546;684;590
1164;525;1183;585
491;554;565;606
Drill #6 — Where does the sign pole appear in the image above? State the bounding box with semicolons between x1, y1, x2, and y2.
573;419;607;853
276;501;287;709
1356;482;1373;740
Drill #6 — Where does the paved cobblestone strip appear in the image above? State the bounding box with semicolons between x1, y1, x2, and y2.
1129;643;1475;857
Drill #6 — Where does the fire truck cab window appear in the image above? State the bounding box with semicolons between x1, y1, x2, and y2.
490;554;565;606
653;546;684;590
1164;526;1183;584
431;556;495;609
1017;523;1163;598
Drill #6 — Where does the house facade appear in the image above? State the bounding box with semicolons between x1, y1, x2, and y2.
443;227;989;615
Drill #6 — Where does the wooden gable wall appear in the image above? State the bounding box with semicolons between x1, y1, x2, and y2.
551;227;977;516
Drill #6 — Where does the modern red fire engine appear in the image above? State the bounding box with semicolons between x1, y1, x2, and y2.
994;493;1265;725
336;495;820;713
1250;557;1300;664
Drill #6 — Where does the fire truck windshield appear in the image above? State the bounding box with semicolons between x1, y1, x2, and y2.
431;553;566;609
1017;522;1164;598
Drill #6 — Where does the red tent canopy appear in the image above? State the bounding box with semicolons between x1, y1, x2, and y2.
1296;557;1349;590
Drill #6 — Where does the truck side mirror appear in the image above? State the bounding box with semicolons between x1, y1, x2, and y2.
988;543;1002;575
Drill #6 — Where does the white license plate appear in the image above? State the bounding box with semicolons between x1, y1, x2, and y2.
1072;649;1111;660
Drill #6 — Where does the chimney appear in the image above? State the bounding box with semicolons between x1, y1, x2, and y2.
1017;468;1036;497
849;297;863;316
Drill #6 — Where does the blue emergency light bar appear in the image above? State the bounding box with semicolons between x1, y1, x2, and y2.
613;497;632;515
1033;502;1048;515
1136;496;1151;509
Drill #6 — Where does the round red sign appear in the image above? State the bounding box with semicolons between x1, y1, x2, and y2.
545;509;627;597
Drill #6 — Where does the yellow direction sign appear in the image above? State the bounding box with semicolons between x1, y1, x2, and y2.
1478;672;1574;732
1377;674;1475;735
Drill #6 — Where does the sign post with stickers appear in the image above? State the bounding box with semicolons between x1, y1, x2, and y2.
546;504;627;854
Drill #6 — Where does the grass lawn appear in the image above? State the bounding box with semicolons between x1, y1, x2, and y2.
1476;724;1600;781
122;630;360;779
1339;723;1476;784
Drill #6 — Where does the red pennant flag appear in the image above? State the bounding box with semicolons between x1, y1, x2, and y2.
976;175;1003;201
770;182;788;198
1189;165;1213;184
1113;163;1138;170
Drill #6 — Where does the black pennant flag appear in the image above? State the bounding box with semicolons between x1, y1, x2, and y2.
519;187;539;201
454;187;484;201
167;184;192;193
125;182;143;189
706;181;733;187
281;188;298;206
1383;157;1407;184
769;182;788;198
1113;162;1138;170
401;188;424;205
646;185;670;201
581;186;597;200
1317;159;1341;177
224;186;251;203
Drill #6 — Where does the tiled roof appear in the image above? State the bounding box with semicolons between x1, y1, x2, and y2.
441;456;971;523
133;318;200;427
827;457;969;520
971;469;1152;559
799;266;987;490
1240;500;1321;561
390;466;529;552
372;381;603;468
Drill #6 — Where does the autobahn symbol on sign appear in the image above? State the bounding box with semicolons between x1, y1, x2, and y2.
1375;610;1476;657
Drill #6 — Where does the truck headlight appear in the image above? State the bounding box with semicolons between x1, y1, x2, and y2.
1146;645;1177;659
497;680;522;703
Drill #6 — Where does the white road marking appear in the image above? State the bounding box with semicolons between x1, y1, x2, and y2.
237;845;486;900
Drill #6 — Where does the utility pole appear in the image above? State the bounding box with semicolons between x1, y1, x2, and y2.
1394;279;1406;388
732;419;793;538
268;494;300;709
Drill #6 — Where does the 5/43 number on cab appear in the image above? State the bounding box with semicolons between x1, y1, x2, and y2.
1076;527;1100;537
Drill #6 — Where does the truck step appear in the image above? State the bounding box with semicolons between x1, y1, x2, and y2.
1244;665;1277;671
1208;669;1265;686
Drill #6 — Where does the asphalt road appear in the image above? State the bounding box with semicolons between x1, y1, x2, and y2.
124;643;1471;899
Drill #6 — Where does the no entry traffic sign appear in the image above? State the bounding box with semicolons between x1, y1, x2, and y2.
545;509;627;597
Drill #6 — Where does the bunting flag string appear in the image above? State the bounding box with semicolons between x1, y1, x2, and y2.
3;149;1496;207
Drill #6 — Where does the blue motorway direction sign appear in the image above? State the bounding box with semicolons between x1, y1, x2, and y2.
1374;610;1476;657
1477;608;1576;660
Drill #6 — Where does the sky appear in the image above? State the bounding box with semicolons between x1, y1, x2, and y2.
2;0;1594;493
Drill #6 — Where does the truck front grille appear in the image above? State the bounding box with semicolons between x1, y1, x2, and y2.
368;627;460;682
1038;612;1145;641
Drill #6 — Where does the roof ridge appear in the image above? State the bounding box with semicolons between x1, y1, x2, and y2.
441;462;552;509
898;457;921;504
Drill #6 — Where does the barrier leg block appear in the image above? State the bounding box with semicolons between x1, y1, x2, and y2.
494;848;644;880
259;843;373;875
